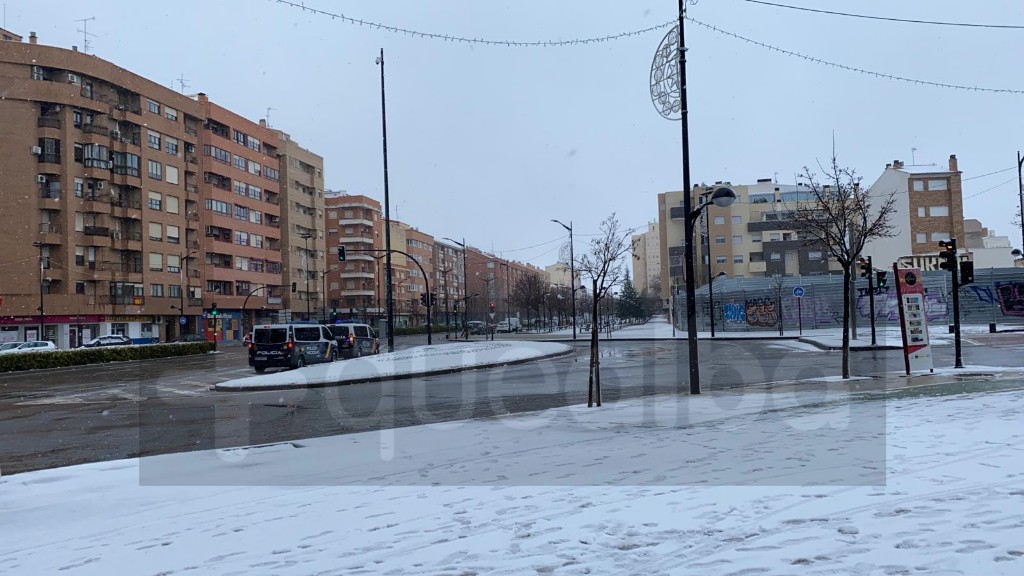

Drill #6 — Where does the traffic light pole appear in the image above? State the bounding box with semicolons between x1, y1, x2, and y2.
867;261;876;347
353;248;431;345
939;239;963;368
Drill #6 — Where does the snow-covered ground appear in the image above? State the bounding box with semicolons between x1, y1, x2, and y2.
3;383;1023;575
218;341;572;390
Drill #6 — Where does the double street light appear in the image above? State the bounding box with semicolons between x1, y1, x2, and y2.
550;219;577;340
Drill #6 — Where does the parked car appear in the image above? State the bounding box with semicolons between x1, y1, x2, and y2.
248;323;338;373
496;318;522;333
83;335;132;348
466;321;487;335
328;323;380;358
0;341;57;354
0;342;22;353
174;334;208;343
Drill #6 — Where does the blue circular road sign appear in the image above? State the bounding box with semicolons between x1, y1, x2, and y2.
179;316;187;325
793;286;805;298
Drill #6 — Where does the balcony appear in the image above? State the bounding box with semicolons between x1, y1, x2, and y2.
345;252;375;262
38;153;62;169
37;116;61;129
83;225;110;237
343;236;375;244
38;190;61;210
185;154;198;165
185;184;198;194
110;199;142;219
101;295;145;306
669;206;687;221
339;271;375;279
339;218;374;227
99;261;142;274
38;223;62;245
82;123;110;137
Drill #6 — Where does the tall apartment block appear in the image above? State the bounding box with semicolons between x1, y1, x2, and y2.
324;192;383;323
273;126;325;322
631;221;661;294
0;32;207;346
195;94;285;340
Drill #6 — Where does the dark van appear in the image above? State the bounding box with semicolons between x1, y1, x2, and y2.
248;323;337;373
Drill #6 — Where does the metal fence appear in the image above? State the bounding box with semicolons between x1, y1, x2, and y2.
673;267;1024;333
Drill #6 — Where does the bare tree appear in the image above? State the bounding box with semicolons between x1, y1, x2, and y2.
789;154;898;378
576;214;636;406
511;274;545;328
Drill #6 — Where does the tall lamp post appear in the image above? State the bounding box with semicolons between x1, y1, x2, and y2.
443;237;468;341
551;219;576;340
170;250;198;336
300;232;313;320
1017;152;1024;255
32;241;44;341
499;262;512;332
376;49;395;353
707;270;726;337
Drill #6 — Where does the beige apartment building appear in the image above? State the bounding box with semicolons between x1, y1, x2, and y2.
195;94;284;340
0;31;207;346
324;192;383;323
273;126;325;321
864;155;967;270
631;221;661;294
658;180;838;304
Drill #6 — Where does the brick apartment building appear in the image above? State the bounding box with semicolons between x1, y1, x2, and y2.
324;192;383;323
0;31;207;346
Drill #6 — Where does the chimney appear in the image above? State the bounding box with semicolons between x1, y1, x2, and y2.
259;119;267;128
948;154;958;173
892;160;903;170
72;46;78;52
29;32;37;44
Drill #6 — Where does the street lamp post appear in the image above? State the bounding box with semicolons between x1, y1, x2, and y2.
376;49;395;353
301;232;313;320
170;250;198;337
32;241;44;341
443;237;468;341
1017;152;1024;255
551;219;576;340
708;270;726;337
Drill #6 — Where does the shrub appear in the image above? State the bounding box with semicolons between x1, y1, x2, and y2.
0;341;216;373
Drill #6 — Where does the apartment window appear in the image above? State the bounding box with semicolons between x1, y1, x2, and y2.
168;284;182;298
249;210;263;224
264;166;279;182
233;180;246;195
917;207;926;217
147;131;161;150
247;185;261;199
147;160;162;179
204;145;231;164
733;255;744;263
770;252;781;261
234;155;247;171
249;162;261;176
148;222;162;241
769;233;781;241
714;236;726;244
234;205;249;221
732;235;743;244
750;232;762;243
234;231;249;245
912;180;925;192
166;165;179;185
75;246;85;266
148;252;163;271
150;284;164;297
148;191;162;211
251;234;263;248
732;215;741;225
343;210;354;218
74;178;84;198
146;100;160;114
808;250;823;260
167;254;181;273
165;137;179;156
931;232;950;242
112;152;141;177
205;199;231;215
916;232;927;244
713;216;725;225
750;193;774;204
165;107;178;121
929;205;950;217
75;281;86;295
716;256;727;264
247;137;261;152
82;144;109;168
166;195;179;214
73;110;83;127
928;179;948;191
167;225;180;244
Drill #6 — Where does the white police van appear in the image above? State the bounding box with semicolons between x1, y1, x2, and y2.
248;323;337;373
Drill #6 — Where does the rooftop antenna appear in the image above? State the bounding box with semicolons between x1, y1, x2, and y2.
74;17;96;54
265;107;276;127
176;73;190;94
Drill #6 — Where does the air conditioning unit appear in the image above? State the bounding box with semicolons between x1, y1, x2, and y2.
116;104;126;111
96;181;104;190
112;232;123;240
31;146;42;155
67;73;79;84
53;105;61;111
111;130;121;140
36;175;47;183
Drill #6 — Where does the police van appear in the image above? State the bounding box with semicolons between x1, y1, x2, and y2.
248;323;338;373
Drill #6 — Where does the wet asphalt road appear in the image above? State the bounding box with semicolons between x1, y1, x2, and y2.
1;333;1022;475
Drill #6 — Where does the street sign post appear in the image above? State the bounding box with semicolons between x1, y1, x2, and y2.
179;316;186;326
793;286;804;335
894;266;934;375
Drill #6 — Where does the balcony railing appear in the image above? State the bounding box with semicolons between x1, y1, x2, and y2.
83;226;110;237
39;153;61;164
37;117;61;129
99;261;144;273
39;223;61;234
185;184;198;194
111;198;142;210
112;230;142;242
184;126;198;137
82;124;110;137
101;295;145;306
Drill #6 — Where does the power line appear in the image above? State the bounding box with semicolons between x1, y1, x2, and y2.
686;16;1024;95
269;0;674;46
963;177;1016;200
741;0;1024;30
962;166;1016;181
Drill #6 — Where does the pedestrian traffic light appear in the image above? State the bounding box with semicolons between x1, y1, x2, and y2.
858;256;872;278
210;303;219;317
960;261;975;286
938;239;958;272
489;302;495;313
337;246;346;262
875;271;888;289
419;293;428;306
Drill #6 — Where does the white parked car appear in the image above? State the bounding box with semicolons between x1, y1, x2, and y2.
0;341;57;354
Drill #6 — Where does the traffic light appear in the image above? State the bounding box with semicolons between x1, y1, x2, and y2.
337;246;346;262
960;261;975;286
330;308;338;322
938;239;958;272
430;293;437;307
210;302;219;317
875;271;888;289
858;256;872;278
291;282;297;292
489;302;495;313
419;293;428;306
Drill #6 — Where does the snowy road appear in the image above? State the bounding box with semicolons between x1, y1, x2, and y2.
2;380;1023;575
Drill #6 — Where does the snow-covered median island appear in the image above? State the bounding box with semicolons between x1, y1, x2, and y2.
216;340;573;390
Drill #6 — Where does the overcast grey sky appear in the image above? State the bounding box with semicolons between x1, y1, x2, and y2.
7;0;1024;265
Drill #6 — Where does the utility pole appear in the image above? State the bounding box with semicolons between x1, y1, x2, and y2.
1017;152;1024;254
377;49;395;353
32;241;44;341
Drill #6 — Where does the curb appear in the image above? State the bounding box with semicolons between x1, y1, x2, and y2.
797;337;902;352
214;346;576;392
